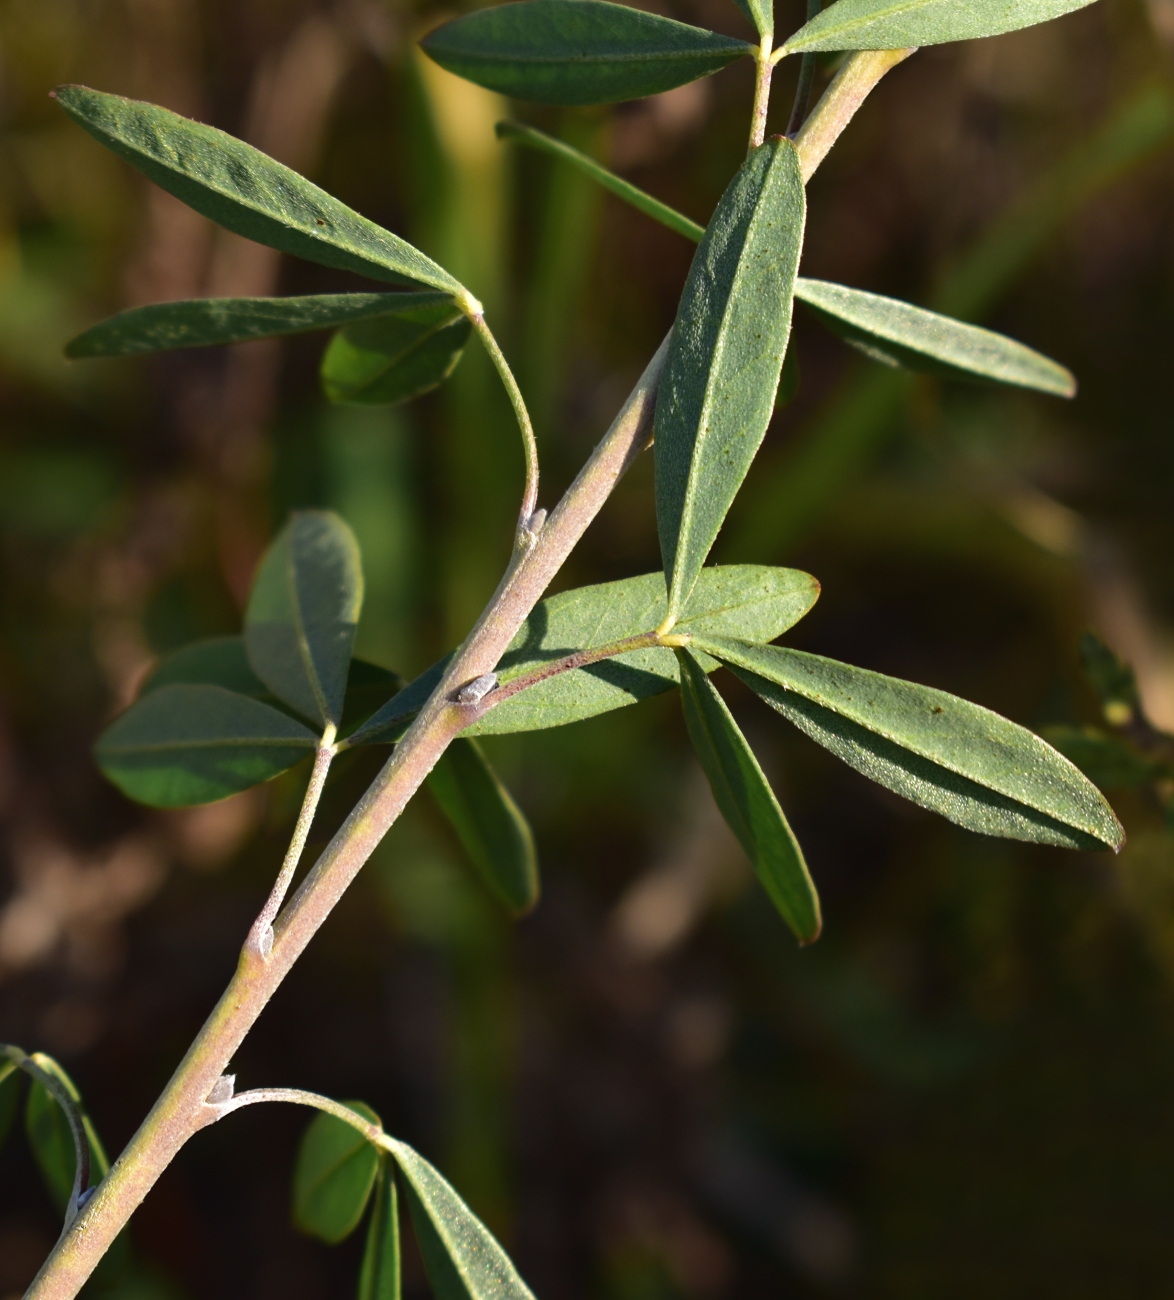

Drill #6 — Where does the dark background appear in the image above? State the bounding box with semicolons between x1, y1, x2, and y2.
3;0;1174;1295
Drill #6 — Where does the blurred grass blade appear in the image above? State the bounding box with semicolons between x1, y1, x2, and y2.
781;0;1097;53
321;302;471;405
496;120;706;242
390;1138;537;1300
66;293;451;359
95;684;317;807
428;739;539;916
293;1103;382;1244
693;637;1124;851
734;0;774;38
656;137;805;620
53;86;464;295
795;278;1075;396
359;1166;402;1300
24;1054;109;1215
677;650;821;943
421;1;752;106
246;511;363;728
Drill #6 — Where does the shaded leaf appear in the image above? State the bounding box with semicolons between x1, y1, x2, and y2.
342;661;403;733
390;1138;536;1300
359;1166;402;1300
54;87;463;294
734;0;774;37
347;659;451;748
67;293;448;358
293;1102;382;1244
0;1063;19;1150
421;1;752;106
143;636;271;700
694;637;1125;851
655;138;806;620
1041;725;1168;790
24;1055;108;1214
95;684;317;807
677;650;820;943
781;0;1097;53
246;511;363;728
794;278;1075;395
1079;630;1143;727
428;739;539;915
321;302;472;405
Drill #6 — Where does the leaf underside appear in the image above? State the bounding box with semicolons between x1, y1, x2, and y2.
321;303;472;405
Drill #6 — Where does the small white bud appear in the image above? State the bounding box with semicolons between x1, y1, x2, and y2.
454;673;498;706
207;1074;236;1105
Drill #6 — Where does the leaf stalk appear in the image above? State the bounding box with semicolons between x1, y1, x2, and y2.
749;33;775;150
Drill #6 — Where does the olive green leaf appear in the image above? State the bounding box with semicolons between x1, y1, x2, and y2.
321;300;472;405
293;1102;382;1244
428;739;539;915
677;650;820;943
94;684;317;807
655;137;806;622
245;511;363;728
359;1166;402;1300
66;293;448;359
345;659;451;748
389;1138;537;1300
734;0;774;39
53;87;463;295
693;637;1124;851
143;636;272;699
420;1;753;106
781;0;1097;53
794;278;1075;395
24;1055;109;1214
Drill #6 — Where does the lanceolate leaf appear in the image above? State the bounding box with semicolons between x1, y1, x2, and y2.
390;1138;537;1300
359;1167;402;1300
677;650;820;943
24;1056;109;1214
734;0;774;39
95;684;317;807
693;636;1124;851
428;739;539;915
321;302;472;405
421;1;753;106
781;0;1098;54
293;1103;382;1244
66;293;448;359
246;511;363;728
794;279;1076;395
53;87;464;295
655;137;806;621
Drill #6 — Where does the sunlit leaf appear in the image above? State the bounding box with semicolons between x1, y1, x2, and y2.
390;1138;537;1300
693;636;1125;850
54;87;464;295
245;511;363;728
359;1166;402;1300
421;1;752;106
321;301;472;405
293;1102;382;1244
66;293;448;359
676;650;820;943
794;278;1076;396
781;0;1098;54
428;739;539;915
655;137;806;621
24;1055;108;1215
95;684;317;807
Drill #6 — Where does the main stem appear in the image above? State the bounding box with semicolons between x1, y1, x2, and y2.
26;54;911;1298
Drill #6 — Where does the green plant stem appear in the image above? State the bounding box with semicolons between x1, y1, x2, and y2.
468;312;541;536
245;727;337;961
785;0;822;137
749;34;775;151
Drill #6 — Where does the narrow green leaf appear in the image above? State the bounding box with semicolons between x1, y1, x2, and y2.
24;1056;108;1214
321;302;472;405
1079;630;1143;725
734;0;774;38
781;0;1098;53
428;739;539;915
346;659;451;748
0;1063;20;1150
693;636;1125;851
794;278;1075;395
293;1102;382;1244
421;1;753;106
390;1138;537;1300
655;137;806;621
470;565;819;736
1041;725;1167;790
342;661;403;733
676;650;820;943
53;87;463;295
66;293;448;359
245;511;363;728
95;684;317;807
359;1167;402;1300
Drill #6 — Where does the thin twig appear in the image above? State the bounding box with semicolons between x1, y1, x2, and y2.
748;34;775;151
784;0;822;137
